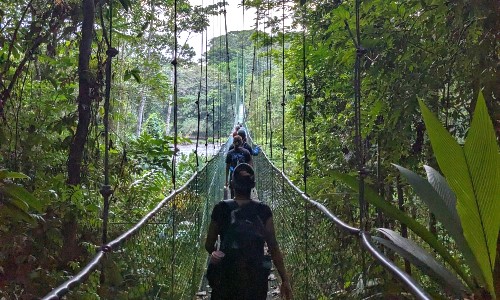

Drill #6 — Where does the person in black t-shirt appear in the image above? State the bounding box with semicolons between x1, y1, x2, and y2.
225;135;252;198
205;164;293;300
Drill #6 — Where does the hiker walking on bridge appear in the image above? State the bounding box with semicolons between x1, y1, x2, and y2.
225;135;252;198
205;163;293;300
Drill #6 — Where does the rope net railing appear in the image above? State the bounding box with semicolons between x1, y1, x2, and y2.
43;143;228;300
251;146;430;299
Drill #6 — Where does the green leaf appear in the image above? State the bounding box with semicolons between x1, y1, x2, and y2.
0;170;30;180
130;68;142;83
419;92;500;296
374;229;467;295
2;183;42;212
333;172;471;285
0;201;36;224
118;0;131;11
123;70;131;81
424;165;484;285
393;164;479;287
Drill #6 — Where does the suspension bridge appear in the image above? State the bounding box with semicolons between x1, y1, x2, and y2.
41;131;430;299
27;0;454;299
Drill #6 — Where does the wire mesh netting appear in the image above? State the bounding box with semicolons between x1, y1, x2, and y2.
252;151;416;299
58;145;227;300
46;137;424;299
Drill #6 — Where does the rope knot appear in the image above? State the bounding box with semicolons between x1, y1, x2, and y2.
106;47;119;58
356;46;367;57
171;58;178;66
100;245;112;253
358;167;369;178
100;185;114;198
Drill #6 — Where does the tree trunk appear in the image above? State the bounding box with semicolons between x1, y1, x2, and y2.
165;98;172;136
67;0;94;185
136;94;146;136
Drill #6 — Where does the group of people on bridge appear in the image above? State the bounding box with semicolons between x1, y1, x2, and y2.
204;125;293;299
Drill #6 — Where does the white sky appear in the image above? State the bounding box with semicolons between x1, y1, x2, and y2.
181;0;256;61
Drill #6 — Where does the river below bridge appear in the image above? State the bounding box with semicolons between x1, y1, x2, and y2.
176;142;222;157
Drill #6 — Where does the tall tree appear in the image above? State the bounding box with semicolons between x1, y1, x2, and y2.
67;0;95;185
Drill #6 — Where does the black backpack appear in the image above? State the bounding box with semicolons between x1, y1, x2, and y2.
221;200;266;262
206;200;272;293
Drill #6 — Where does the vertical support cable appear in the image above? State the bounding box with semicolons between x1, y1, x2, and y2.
196;22;203;170
268;1;273;159
205;22;209;161
354;0;366;230
300;1;310;295
212;1;216;152
171;0;179;297
241;1;246;122
222;0;235;123
281;0;286;174
249;13;258;130
100;0;117;246
264;3;269;150
345;0;368;289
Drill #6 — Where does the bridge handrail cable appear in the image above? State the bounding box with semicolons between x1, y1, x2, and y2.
258;147;431;300
42;151;220;300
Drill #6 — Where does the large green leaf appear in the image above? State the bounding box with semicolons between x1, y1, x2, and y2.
0;201;36;224
0;170;30;180
393;164;462;239
394;164;481;287
375;229;467;295
424;165;484;285
332;172;471;286
1;183;42;212
419;93;500;296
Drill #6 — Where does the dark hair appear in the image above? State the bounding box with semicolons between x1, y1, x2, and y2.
232;163;255;196
237;129;246;139
233;135;243;148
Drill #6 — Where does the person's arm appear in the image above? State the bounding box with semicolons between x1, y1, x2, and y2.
265;217;293;300
225;163;230;186
246;151;253;167
205;220;219;254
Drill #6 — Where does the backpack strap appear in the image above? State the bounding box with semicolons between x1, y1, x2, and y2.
223;199;239;211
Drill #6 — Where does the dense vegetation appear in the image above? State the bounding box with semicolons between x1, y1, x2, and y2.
0;0;498;298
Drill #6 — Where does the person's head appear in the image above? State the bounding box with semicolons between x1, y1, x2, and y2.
235;125;240;132
233;135;243;148
237;129;246;141
232;163;255;198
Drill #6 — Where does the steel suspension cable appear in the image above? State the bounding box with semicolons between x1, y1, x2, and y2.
281;0;286;173
342;0;368;287
264;4;269;150
249;9;258;127
218;15;223;144
100;0;117;246
267;0;273;159
300;0;310;294
196;10;204;171
241;1;245;122
222;0;235;123
212;1;216;152
205;21;209;161
171;0;179;297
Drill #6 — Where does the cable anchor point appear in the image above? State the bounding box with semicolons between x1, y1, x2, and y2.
106;47;119;58
100;185;114;198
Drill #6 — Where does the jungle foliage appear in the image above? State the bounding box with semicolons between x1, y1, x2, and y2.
0;0;498;298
